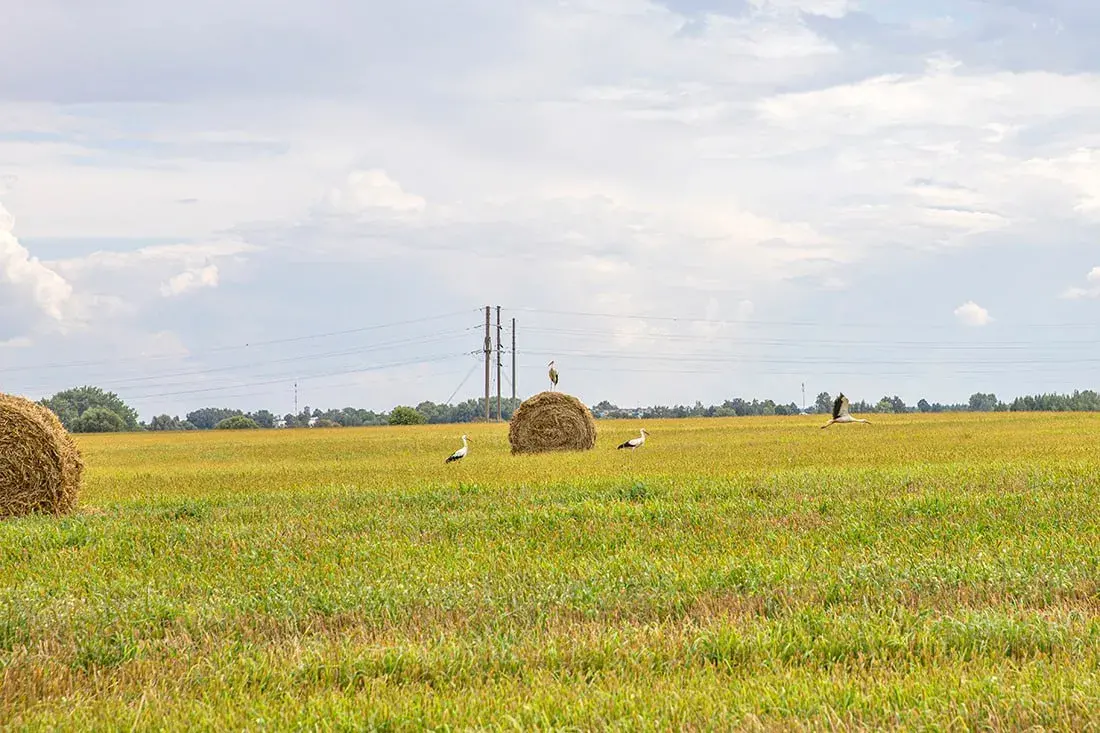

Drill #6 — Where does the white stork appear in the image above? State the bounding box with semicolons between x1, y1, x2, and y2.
617;428;649;451
445;434;470;463
548;360;559;391
821;394;871;428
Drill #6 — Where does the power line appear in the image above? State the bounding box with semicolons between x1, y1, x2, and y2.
518;361;1094;377
128;353;469;400
0;309;479;376
12;329;479;395
444;355;483;405
520;348;1100;368
510;306;1100;331
519;325;1100;351
163;364;476;406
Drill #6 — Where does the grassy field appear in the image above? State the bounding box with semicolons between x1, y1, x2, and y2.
4;413;1100;730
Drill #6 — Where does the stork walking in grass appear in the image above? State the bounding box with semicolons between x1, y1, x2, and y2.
445;435;470;463
821;394;871;428
617;428;649;451
548;360;559;391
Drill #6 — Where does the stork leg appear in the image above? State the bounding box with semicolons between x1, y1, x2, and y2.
821;419;835;429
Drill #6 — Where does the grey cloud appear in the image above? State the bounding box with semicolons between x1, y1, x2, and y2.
806;2;1100;74
0;1;530;104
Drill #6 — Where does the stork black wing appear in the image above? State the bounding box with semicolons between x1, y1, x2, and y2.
832;394;845;419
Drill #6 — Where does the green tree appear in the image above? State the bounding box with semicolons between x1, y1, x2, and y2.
215;415;260;430
388;406;427;425
41;386;139;431
968;393;999;412
814;392;833;415
71;406;127;433
875;397;895;413
187;407;243;430
148;414;195;431
246;410;276;429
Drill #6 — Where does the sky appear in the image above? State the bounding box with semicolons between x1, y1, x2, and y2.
2;0;1099;419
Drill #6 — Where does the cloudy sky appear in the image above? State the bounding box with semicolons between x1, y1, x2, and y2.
2;0;1099;419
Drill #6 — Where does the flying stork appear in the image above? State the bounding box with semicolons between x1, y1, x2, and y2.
445;434;470;463
821;394;871;428
617;428;649;451
548;360;559;391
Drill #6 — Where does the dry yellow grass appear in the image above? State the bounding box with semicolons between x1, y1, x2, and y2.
3;412;1100;729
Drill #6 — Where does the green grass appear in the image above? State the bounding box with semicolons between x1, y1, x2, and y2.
4;413;1100;729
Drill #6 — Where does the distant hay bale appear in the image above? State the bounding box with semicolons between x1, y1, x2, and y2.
509;391;597;454
0;393;84;519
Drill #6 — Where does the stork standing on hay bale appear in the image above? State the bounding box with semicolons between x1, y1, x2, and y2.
445;435;470;463
821;394;871;428
548;360;559;391
617;428;648;451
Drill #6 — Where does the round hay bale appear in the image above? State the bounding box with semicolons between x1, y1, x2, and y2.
508;391;597;454
0;393;84;519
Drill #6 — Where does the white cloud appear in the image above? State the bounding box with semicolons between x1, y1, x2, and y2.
954;300;993;326
322;169;427;215
45;239;254;306
1024;149;1100;219
0;201;74;323
160;264;220;297
756;62;1100;136
750;0;855;20
50;239;258;275
1061;266;1100;299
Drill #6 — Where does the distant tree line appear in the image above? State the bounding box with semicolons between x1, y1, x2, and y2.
32;385;1100;434
595;389;1100;418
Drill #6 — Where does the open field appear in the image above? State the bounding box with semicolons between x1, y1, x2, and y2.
5;413;1100;729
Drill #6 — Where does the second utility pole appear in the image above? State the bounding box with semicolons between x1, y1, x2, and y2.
483;306;491;422
495;306;502;421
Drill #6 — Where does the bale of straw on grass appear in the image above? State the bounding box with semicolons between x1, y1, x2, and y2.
508;391;598;454
0;392;84;519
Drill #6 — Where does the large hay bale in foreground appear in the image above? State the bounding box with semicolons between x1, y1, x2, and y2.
509;391;597;454
0;393;84;519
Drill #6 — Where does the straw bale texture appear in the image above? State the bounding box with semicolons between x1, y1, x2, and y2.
509;391;597;454
0;393;83;519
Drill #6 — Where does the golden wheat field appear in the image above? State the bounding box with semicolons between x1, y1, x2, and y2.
4;412;1100;730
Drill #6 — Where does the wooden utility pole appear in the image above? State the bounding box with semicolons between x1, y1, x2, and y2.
511;317;516;406
495;306;503;421
483;306;492;421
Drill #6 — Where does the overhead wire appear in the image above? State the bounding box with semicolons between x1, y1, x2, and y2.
0;309;480;376
519;325;1100;351
519;347;1100;368
128;352;470;400
510;306;1100;331
444;354;484;405
10;300;1099;411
